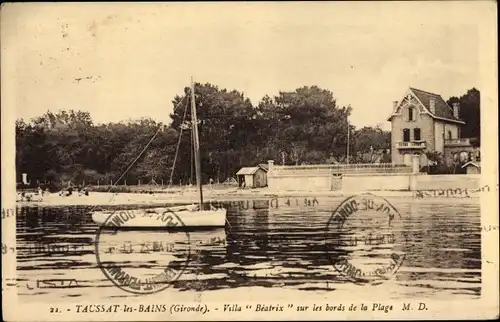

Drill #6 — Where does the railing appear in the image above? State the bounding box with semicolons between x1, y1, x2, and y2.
396;141;426;149
271;163;412;175
444;138;472;146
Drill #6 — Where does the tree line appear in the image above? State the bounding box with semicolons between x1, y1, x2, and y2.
15;83;479;189
446;87;481;145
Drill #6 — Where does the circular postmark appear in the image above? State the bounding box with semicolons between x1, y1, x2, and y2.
325;193;408;285
95;208;191;294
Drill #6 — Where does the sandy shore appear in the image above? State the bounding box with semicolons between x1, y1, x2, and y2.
16;188;334;207
15;187;481;207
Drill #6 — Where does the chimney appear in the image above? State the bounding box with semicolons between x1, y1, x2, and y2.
393;101;398;110
267;160;274;174
453;102;460;119
429;97;436;114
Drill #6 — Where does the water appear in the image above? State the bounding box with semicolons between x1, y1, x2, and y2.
13;196;481;301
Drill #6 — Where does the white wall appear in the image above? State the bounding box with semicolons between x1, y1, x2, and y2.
434;122;445;153
245;174;254;187
268;174;331;191
444;123;459;140
268;172;480;192
414;174;480;190
342;174;410;192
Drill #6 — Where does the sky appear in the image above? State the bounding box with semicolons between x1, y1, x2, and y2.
2;2;484;130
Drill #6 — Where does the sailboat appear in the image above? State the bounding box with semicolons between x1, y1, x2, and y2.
91;79;227;228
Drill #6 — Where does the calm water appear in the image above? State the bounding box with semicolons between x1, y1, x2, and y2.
13;196;481;300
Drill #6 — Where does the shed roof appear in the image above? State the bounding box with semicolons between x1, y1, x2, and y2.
236;167;261;175
257;163;269;171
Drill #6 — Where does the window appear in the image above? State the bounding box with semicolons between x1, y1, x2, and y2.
448;130;452;140
408;107;414;121
403;128;410;142
413;128;421;141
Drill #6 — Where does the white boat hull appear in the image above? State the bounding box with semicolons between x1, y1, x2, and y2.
92;205;227;228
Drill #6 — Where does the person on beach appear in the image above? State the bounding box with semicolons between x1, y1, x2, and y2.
209;178;214;189
78;186;89;196
19;192;32;202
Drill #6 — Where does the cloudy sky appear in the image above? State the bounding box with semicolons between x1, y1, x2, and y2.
1;2;487;130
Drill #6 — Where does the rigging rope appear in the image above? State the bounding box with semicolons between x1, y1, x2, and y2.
87;96;187;214
168;96;189;188
87;92;231;228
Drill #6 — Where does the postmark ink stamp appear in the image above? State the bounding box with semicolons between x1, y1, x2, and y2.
325;193;408;285
94;209;191;294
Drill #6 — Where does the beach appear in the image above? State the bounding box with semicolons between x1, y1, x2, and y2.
16;186;481;207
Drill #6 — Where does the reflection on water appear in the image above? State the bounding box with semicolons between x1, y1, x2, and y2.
14;197;481;299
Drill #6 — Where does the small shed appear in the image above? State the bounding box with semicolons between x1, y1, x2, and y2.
258;163;269;171
236;165;268;188
461;161;481;174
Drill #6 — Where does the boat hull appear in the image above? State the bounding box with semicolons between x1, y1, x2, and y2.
92;206;227;228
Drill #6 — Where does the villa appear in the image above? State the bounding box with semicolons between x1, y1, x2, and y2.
387;87;479;168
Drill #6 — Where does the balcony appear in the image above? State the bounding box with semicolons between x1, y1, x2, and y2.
396;141;426;149
444;138;472;147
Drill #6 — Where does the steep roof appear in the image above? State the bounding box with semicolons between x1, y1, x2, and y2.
409;88;463;122
388;87;465;124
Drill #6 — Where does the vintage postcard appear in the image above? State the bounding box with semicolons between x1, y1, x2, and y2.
1;1;498;321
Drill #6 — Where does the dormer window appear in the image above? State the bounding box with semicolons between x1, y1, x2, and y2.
408;106;415;121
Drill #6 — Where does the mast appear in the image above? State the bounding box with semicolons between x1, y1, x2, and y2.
191;126;194;185
190;77;204;208
346;106;350;165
